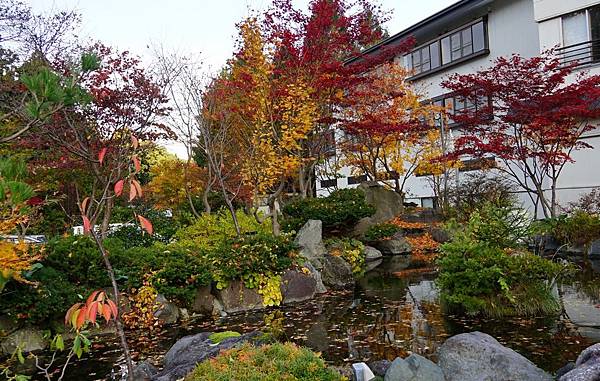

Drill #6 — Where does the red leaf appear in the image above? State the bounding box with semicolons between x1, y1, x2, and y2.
76;306;88;329
131;179;143;197
138;215;153;235
98;147;108;165
82;216;91;234
132;156;141;172
131;135;139;149
129;183;137;202
81;197;90;213
107;299;118;319
88;301;99;325
114;180;125;196
102;304;111;322
86;290;100;306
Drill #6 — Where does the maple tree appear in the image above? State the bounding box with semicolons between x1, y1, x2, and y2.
442;52;600;218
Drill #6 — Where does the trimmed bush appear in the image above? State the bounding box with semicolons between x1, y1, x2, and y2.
186;342;345;381
282;189;375;233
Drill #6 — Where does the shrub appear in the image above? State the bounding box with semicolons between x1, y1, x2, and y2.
186;342;345;381
325;237;366;276
363;223;401;242
171;209;270;254
281;189;375;233
109;205;181;245
565;188;600;215
437;239;565;317
535;210;600;252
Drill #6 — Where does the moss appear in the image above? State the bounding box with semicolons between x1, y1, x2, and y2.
208;331;241;344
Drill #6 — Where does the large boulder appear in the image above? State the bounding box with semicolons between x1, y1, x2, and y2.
154;294;180;324
376;233;412;255
321;254;354;289
358;182;403;223
132;360;158;381
364;246;384;272
215;280;264;313
560;343;600;381
437;332;552;381
304;262;327;294
280;269;317;304
192;285;215;315
294;219;327;266
152;331;260;381
384;354;444;381
1;327;47;355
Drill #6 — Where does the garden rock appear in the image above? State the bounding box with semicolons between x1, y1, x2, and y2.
295;219;327;266
559;343;600;381
364;246;383;261
215;280;264;313
352;362;376;381
305;262;327;293
384;354;444;381
192;285;214;315
154;294;180;324
428;226;450;243
377;233;412;255
152;331;260;381
556;362;575;379
132;360;158;381
358;182;403;223
321;254;354;289
437;331;552;381
280;269;317;304
0;327;47;355
369;359;392;377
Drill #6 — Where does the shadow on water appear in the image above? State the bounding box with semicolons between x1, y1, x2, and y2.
56;257;600;380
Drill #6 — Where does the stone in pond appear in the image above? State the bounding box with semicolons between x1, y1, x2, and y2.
280;269;317;304
437;331;552;381
384;354;444;381
321;254;354;289
215;279;264;313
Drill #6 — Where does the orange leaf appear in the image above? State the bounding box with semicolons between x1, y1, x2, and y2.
102;304;111;322
114;180;125;197
129;183;137;202
76;306;88;329
81;197;90;213
82;216;91;234
107;299;118;319
88;301;99;325
131;179;143;197
131;135;139;149
86;290;100;306
137;215;153;235
65;303;81;326
132;156;141;173
98;147;108;165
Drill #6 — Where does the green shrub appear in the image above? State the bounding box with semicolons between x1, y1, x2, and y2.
1;266;85;326
171;210;270;254
109;205;181;245
281;189;375;233
363;223;401;242
437;239;565;316
325;237;366;276
535;210;600;252
186;342;345;381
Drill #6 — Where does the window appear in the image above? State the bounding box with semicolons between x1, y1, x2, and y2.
433;93;490;126
347;174;368;185
405;20;487;77
320;178;337;188
560;5;600;65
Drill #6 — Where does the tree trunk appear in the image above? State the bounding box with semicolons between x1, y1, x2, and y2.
100;196;113;239
201;186;211;214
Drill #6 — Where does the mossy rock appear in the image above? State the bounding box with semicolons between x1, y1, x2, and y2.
208;331;241;344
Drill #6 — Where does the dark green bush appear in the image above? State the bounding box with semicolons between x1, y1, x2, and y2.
534;210;600;251
281;189;375;233
363;223;401;242
1;266;85;326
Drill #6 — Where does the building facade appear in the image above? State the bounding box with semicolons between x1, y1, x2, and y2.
316;0;600;214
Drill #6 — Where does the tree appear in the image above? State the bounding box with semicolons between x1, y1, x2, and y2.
146;156;204;210
442;52;600;218
337;62;439;196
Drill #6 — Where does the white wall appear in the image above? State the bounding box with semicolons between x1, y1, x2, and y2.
534;0;600;22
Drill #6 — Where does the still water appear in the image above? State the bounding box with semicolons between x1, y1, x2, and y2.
58;258;600;380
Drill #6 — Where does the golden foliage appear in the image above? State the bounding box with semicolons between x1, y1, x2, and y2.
146;157;204;209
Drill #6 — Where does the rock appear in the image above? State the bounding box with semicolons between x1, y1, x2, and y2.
153;331;260;381
212;298;226;317
383;256;411;272
154;294;180;324
365;258;383;272
192;285;215;315
305;262;327;294
132;360;158;381
358;182;403;223
294;219;327;265
428;227;450;243
280;269;317;304
559;343;600;381
376;233;412;256
215;280;264;313
437;331;552;381
321;254;354;289
369;360;392;377
1;327;47;355
556;362;575;379
353;216;375;237
352;362;376;381
364;246;383;261
384;354;444;381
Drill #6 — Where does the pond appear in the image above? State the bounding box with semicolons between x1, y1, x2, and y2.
56;257;600;380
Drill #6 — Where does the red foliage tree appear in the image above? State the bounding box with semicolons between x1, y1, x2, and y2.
442;52;600;218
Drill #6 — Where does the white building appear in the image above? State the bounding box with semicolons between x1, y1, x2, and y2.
315;0;600;214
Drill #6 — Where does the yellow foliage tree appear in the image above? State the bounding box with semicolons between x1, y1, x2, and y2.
146;157;205;210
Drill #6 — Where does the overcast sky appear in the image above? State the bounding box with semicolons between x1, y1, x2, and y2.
26;0;458;70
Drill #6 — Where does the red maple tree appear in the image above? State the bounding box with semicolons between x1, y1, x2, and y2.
442;52;600;218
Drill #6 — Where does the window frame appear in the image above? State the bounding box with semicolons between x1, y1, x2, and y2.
404;17;489;80
559;4;600;65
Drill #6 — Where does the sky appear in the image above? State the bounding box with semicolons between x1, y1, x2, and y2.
25;0;458;157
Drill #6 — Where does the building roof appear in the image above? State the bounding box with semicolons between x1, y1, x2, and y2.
346;0;493;64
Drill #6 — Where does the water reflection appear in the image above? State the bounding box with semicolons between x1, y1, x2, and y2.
57;258;600;380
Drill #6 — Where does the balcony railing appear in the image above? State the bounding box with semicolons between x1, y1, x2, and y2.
557;40;600;68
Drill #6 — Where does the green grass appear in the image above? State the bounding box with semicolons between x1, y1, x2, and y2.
186;342;346;381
